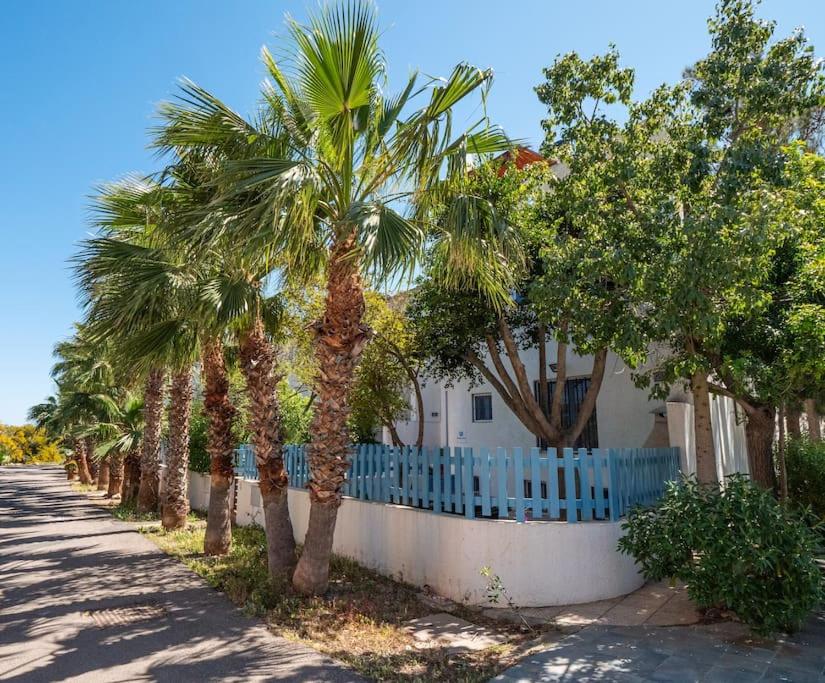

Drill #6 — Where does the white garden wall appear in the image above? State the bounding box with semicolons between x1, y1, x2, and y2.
192;471;642;607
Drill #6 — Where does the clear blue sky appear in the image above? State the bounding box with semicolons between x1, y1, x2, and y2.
1;1;822;424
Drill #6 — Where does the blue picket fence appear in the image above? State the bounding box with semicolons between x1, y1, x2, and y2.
233;444;680;523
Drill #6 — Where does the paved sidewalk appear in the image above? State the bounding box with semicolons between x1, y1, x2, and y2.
486;581;701;630
493;606;825;682
0;466;362;682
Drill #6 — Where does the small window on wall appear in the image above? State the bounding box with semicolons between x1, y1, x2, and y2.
472;393;493;422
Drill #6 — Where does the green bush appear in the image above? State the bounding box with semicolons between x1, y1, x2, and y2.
618;474;823;634
188;406;210;473
785;437;825;521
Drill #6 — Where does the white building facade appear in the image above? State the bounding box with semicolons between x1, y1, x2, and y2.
385;340;750;481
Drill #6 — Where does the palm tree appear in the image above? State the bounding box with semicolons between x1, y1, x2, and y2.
154;0;510;593
42;330;121;485
92;394;145;499
79;178;200;530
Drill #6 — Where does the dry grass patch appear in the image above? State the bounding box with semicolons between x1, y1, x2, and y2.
137;521;536;681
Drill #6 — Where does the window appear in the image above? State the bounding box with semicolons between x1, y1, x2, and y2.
534;377;599;448
472;393;493;422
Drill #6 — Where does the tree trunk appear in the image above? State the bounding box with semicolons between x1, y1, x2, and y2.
806;399;821;441
87;441;98;482
161;369;193;530
75;440;92;485
691;370;718;485
787;406;802;438
239;316;296;578
412;376;424;449
744;405;776;490
202;338;237;556
293;235;369;595
138;368;166;513
122;450;141;504
96;456;110;492
107;452;125;498
777;404;788;502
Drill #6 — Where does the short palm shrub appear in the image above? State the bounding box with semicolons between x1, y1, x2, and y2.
785;437;825;521
618;475;823;634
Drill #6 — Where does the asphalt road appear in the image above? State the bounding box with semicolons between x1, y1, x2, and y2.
0;466;363;682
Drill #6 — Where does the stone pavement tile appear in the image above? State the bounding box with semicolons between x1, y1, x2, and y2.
405;612;505;651
648;654;711;683
712;651;771;678
601;602;659;626
774;643;825;674
482;607;548;628
704;664;766;682
762;661;824;683
554;598;622;629
520;605;564;621
644;606;701;626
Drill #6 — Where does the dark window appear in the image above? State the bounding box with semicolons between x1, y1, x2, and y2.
534;377;599;448
472;393;493;422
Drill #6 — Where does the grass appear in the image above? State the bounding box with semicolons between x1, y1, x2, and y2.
120;514;537;682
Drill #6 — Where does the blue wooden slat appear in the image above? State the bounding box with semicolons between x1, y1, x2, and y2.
563;447;578;523
410;447;419;507
349;446;358;497
496;447;508;519
530;447;542;520
432;447;442;513
606;448;619;521
463;447;475;519
381;445;389;502
391;447;400;503
548;448;560;519
513;447;525;522
387;446;398;503
579;448;593;521
480;447;491;517
592;448;605;519
422;447;431;510
452;447;462;514
401;446;410;506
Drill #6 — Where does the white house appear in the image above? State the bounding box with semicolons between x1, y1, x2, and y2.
385;340;750;482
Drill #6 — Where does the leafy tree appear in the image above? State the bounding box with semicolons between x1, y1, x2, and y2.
0;424;61;464
632;0;825;483
349;291;423;447
706;146;825;487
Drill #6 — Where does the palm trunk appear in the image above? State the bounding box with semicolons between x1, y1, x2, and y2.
293;236;369;595
107;452;124;498
87;440;99;482
122;450;141;504
202;338;237;556
239;316;295;578
744;405;776;490
96;455;110;492
137;368;166;513
161;369;193;530
691;370;718;485
75;440;92;485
